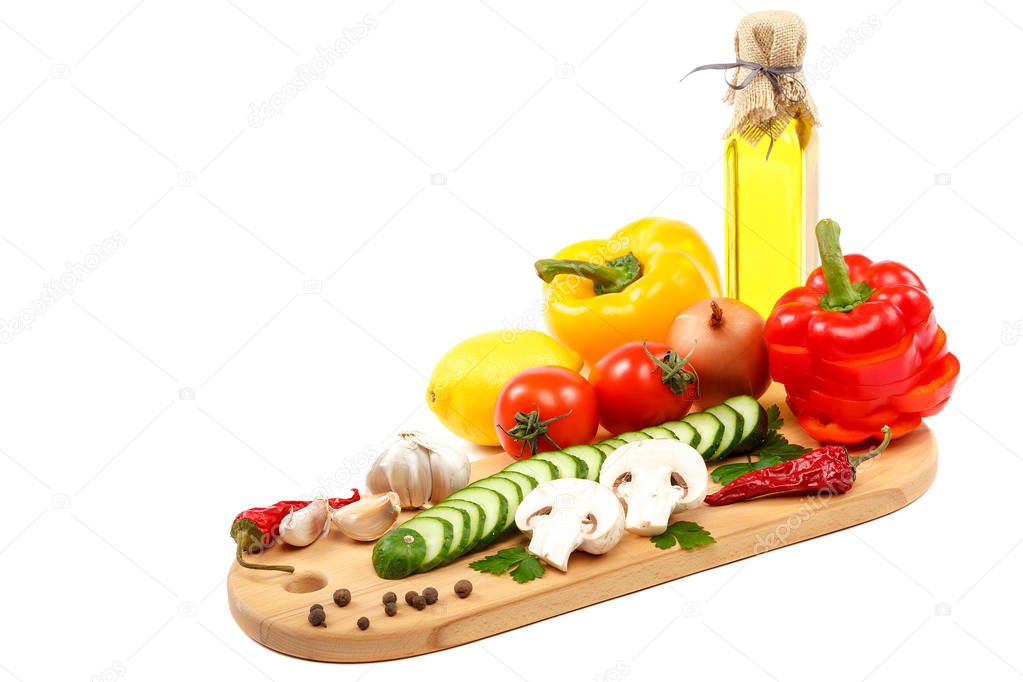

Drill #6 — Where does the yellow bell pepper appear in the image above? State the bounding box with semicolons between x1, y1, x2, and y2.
535;217;720;366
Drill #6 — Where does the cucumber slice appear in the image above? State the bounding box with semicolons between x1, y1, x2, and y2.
491;470;537;497
661;420;700;448
397;516;453;572
641;426;677;440
504;458;558;484
561;445;606;481
592;441;618;456
372;527;427;579
682;412;724;460
431;499;484;550
416;505;471;561
603;437;627;449
468;477;523;533
532;451;587;479
445;486;507;549
617;431;652;443
703;403;744;460
724;395;769;453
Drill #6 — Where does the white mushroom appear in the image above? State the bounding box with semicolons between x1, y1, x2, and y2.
514;478;625;572
598;439;708;536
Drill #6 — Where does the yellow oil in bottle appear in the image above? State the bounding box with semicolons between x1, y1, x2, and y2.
724;116;819;318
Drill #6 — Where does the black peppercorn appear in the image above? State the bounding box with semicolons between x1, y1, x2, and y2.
382;591;397;605
357;616;369;631
404;590;418;606
308;609;325;626
454;580;472;598
333;589;351;607
422;587;438;604
412;595;426;611
384;602;397;617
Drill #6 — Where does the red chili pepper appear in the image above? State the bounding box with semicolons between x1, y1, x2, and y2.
705;427;891;506
764;219;959;443
230;492;360;573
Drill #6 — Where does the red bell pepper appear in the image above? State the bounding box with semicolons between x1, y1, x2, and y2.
764;219;959;444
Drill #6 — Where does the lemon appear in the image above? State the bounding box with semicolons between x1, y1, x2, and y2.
426;330;583;446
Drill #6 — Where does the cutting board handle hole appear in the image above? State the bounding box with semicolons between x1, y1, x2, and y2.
284;572;328;594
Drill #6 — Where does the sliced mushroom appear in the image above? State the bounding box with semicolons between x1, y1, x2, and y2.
514;478;625;572
598;439;708;536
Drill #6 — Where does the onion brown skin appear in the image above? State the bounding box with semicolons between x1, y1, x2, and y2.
666;297;770;409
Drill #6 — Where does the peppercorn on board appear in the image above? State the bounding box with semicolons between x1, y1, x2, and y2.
226;384;937;663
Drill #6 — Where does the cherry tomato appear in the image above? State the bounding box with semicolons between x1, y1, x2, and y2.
590;341;697;435
494;366;599;459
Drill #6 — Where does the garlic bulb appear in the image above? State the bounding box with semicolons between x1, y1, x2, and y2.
331;492;401;541
279;499;330;547
366;431;470;509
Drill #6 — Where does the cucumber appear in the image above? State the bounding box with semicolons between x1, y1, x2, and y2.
682;412;724;460
372;527;427;579
491;470;537;497
593;441;618;456
468;477;523;532
703;403;744;460
416;505;471;560
603;437;627;449
641;425;677;440
560;445;605;481
724;395;769;453
445;486;507;549
617;431;652;443
504;458;558;484
397;516;453;572
661;420;700;448
532;451;587;479
431;499;484;550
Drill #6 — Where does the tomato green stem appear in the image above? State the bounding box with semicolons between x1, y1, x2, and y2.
534;253;642;295
816;219;874;312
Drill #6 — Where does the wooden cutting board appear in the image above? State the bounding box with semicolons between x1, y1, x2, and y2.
227;384;937;662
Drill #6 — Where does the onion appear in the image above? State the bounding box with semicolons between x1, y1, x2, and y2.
666;297;770;408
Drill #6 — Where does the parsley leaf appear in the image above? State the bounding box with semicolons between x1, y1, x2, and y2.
650;521;716;550
710;405;812;485
510;556;546;583
469;545;545;584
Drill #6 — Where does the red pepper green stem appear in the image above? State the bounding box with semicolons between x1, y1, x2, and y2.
534;253;642;295
850;425;892;468
816;219;874;312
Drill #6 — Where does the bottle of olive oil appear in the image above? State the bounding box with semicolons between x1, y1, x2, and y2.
725;116;818;317
716;11;820;318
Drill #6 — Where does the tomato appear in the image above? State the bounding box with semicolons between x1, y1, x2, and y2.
589;341;697;436
494;366;599;459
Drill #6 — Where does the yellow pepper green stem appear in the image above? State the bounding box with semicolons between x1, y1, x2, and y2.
534;253;642;295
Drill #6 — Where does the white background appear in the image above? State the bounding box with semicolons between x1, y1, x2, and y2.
1;1;1020;680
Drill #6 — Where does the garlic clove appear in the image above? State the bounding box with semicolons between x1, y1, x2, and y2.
279;499;330;547
331;492;401;542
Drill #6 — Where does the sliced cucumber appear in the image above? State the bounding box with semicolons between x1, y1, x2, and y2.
468;477;523;533
431;499;484;550
504;458;558;484
417;505;471;560
602;437;627;449
560;445;605;481
592;441;618;456
491;470;537;497
661;420;701;448
641;425;677;440
532;451;587;479
372;527;427;579
682;412;724;460
617;431;652;443
703;403;744;460
445;486;506;549
397;516;453;572
724;395;769;453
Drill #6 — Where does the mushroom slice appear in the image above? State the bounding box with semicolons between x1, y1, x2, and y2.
514;478;625;572
598;439;708;536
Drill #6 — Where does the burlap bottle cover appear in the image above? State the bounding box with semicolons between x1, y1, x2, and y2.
724;10;818;144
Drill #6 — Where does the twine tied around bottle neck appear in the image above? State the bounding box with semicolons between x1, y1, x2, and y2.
682;60;806;104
